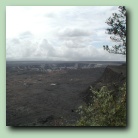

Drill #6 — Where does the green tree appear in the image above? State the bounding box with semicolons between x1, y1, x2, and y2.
103;6;126;55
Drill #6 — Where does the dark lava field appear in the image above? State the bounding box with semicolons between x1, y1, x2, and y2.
6;61;125;126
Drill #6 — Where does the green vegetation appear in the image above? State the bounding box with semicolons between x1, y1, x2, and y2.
65;6;127;127
103;6;126;55
75;83;126;126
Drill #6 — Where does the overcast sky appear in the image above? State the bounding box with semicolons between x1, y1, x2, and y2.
6;6;126;61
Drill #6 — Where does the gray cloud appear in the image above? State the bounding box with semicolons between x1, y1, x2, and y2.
63;37;91;49
57;28;93;49
6;6;126;61
38;39;55;57
19;31;33;39
6;35;126;61
58;28;92;37
11;38;20;44
44;12;57;18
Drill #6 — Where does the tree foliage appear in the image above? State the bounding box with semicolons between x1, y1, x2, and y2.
103;6;126;55
75;83;126;126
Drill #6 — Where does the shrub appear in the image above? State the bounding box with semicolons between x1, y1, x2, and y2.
75;83;126;126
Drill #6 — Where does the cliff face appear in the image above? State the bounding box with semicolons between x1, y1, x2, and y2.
82;64;126;104
99;65;126;83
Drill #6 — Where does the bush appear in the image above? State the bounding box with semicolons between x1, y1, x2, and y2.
75;83;126;126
